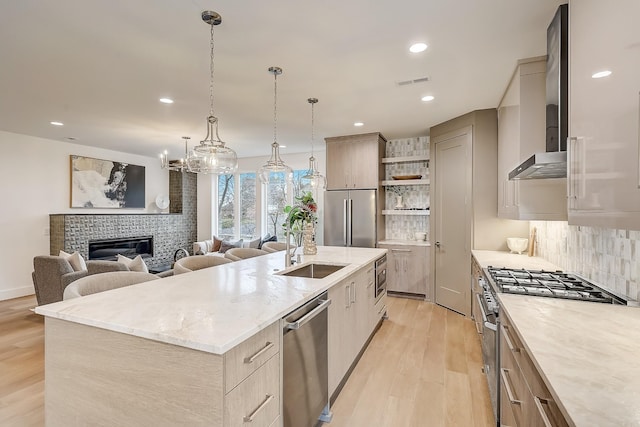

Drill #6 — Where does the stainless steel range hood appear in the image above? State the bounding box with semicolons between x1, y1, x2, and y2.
509;4;568;180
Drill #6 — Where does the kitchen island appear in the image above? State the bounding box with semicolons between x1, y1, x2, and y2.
35;246;387;427
473;250;640;427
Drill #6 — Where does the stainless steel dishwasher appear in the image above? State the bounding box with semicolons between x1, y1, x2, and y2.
283;292;331;427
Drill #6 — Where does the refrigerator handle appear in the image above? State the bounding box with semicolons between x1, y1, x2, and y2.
343;198;348;246
347;198;353;246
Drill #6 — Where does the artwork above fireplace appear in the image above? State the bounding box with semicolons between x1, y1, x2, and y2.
88;236;153;261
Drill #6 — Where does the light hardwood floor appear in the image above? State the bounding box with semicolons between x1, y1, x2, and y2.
0;295;494;427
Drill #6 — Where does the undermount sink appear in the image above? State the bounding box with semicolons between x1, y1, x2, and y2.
280;263;345;279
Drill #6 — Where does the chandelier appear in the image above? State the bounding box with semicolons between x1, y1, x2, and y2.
302;98;326;190
160;136;190;171
185;11;238;174
257;66;293;184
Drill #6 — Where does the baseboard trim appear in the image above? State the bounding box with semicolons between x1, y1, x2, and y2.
0;286;35;301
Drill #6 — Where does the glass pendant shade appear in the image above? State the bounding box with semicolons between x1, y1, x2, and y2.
187;116;238;174
302;155;327;189
258;66;292;184
301;97;326;189
258;141;293;184
181;10;238;174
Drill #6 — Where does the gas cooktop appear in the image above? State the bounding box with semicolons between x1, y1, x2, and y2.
485;267;628;304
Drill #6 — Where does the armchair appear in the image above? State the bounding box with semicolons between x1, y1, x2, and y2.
32;255;89;306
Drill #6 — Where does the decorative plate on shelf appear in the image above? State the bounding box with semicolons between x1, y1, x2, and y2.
392;175;422;180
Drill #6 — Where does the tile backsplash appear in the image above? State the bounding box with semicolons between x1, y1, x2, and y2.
532;221;640;302
384;137;430;241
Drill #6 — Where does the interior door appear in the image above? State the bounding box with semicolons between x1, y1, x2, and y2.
433;127;472;316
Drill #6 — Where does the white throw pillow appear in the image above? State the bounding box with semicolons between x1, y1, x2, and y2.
59;250;87;272
116;254;149;273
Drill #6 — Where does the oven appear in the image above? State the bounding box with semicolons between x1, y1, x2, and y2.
477;275;499;424
375;255;387;301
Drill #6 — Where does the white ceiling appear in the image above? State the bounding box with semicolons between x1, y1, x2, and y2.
0;0;564;160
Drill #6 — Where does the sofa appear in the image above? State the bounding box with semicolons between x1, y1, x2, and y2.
193;234;277;257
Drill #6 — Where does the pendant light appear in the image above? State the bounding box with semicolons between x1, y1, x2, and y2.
257;66;293;184
186;11;238;175
302;98;326;190
160;136;190;171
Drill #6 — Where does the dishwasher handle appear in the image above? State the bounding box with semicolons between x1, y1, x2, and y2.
284;299;331;330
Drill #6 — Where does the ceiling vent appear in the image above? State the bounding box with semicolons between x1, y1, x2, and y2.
396;76;430;86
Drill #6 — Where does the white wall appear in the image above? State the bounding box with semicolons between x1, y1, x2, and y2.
0;130;168;301
196;150;327;245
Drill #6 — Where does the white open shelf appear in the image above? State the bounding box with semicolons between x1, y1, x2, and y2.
381;179;429;186
382;155;430;164
382;210;430;216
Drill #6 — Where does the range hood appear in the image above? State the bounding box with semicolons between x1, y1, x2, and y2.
509;4;568;180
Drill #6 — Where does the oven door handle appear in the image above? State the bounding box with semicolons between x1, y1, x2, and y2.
476;293;497;332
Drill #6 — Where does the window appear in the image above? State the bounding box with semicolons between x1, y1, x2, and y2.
217;174;235;239
214;169;313;241
239;173;257;239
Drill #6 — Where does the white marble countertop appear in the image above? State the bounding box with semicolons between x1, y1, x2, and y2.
35;246;386;355
473;250;640;427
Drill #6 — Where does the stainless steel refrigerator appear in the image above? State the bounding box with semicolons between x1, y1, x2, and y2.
324;189;377;248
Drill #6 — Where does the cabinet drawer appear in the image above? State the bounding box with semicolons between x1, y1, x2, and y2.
224;354;280;427
224;322;280;393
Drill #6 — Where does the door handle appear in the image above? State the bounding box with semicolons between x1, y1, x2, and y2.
434;241;441;248
343;199;348;246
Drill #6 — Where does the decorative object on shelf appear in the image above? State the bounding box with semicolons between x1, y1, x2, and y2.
185;11;238;175
414;231;427;241
70;155;145;209
392;174;422;180
155;194;170;210
283;192;318;252
302;98;326;192
258;66;293;184
160;137;190;171
387;185;408;209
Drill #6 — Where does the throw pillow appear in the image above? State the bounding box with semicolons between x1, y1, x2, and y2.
212;235;225;252
204;239;214;253
59;250;87;272
259;234;277;249
218;239;243;254
116;254;149;273
246;237;261;249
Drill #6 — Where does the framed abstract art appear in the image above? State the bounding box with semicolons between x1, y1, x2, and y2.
70;155;145;208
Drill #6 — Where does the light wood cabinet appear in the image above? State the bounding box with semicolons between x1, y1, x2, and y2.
568;0;640;230
497;57;567;221
500;313;569;427
325;132;385;190
328;261;382;397
378;243;429;299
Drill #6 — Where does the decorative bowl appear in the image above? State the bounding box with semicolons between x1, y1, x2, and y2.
414;232;427;241
392;175;422;180
506;238;529;254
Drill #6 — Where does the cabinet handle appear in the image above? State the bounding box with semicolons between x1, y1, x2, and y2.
500;324;520;353
243;342;274;364
500;368;521;405
378;304;387;315
351;282;356;303
391;248;411;252
243;394;274;422
568;136;579;202
533;396;554;427
345;284;351;308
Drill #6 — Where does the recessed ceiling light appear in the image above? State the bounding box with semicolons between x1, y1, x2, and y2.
421;95;435;102
159;97;174;104
591;70;612;79
409;43;428;53
354;122;364;127
50;121;64;126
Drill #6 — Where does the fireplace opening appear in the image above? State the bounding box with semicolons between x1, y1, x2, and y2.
88;236;153;261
